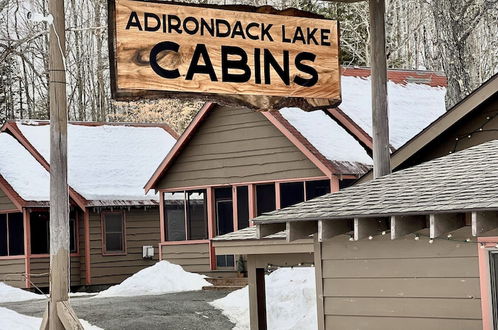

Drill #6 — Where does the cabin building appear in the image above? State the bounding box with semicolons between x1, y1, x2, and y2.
145;67;447;276
213;73;498;329
0;121;177;289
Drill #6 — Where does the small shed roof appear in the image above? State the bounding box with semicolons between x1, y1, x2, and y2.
253;139;498;224
2;121;177;205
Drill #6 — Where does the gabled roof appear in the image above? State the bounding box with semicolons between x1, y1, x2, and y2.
146;67;447;192
0;133;50;207
1;121;178;206
252;139;498;224
145;103;374;192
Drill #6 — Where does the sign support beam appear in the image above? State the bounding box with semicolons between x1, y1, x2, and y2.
369;0;391;179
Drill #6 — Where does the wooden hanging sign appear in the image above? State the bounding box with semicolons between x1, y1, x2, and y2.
108;0;341;110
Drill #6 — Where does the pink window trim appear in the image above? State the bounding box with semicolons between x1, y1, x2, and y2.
478;236;498;330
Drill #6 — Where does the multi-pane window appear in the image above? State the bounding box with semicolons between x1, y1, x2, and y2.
164;190;207;241
281;182;305;208
306;180;331;200
30;211;77;254
215;188;233;236
236;186;249;230
102;212;125;254
0;213;24;256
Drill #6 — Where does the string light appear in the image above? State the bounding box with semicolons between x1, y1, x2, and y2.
429;239;434;244
349;235;354;241
451;111;498;154
480;243;486;249
447;233;453;238
414;234;420;241
368;235;373;240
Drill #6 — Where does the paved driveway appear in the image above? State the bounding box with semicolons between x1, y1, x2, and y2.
1;290;235;330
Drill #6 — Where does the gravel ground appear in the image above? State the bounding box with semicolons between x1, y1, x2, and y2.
0;290;235;330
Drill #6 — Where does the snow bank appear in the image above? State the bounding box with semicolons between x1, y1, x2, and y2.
211;267;317;330
0;134;50;201
17;123;176;201
0;282;45;303
95;261;211;298
0;307;102;330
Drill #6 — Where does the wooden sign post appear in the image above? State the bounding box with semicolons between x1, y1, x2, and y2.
108;0;341;111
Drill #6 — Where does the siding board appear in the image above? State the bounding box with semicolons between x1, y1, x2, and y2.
0;258;25;288
156;105;324;189
161;243;210;273
0;188;16;211
320;227;482;328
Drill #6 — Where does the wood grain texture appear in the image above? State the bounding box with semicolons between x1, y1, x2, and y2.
109;0;341;110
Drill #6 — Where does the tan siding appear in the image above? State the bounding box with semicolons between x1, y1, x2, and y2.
30;257;80;288
89;208;160;285
0;188;16;211
161;243;211;273
79;212;86;284
0;258;25;288
157;105;324;189
320;227;482;329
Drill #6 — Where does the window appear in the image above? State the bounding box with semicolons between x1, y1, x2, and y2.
237;186;249;230
306;180;331;200
30;211;77;254
256;184;276;216
490;251;498;326
281;182;305;208
164;190;207;241
215;188;233;236
30;212;50;254
216;254;235;268
0;213;24;256
102;212;125;254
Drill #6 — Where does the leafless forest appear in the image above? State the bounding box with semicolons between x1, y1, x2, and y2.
1;0;497;133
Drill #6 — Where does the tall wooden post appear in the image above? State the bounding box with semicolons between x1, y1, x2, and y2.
369;0;391;178
44;0;83;329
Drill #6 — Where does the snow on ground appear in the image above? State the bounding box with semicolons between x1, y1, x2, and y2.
95;261;211;298
0;307;102;330
340;76;446;149
0;282;45;303
0;134;50;201
279;108;373;165
17;123;176;201
210;267;317;330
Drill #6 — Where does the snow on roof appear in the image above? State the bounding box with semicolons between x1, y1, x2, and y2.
279;108;372;166
340;75;447;148
0;133;49;201
16;123;176;202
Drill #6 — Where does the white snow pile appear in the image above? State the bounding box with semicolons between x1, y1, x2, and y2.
210;267;317;330
95;260;211;298
17;123;176;201
279;108;373;165
0;282;45;303
340;75;446;149
0;134;50;201
0;307;102;330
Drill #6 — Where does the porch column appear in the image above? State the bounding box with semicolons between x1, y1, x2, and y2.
248;255;267;330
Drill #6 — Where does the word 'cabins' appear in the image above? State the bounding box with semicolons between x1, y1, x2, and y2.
214;73;498;329
145;67;447;275
0;121;177;289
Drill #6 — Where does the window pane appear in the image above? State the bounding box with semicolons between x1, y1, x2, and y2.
306;180;331;200
256;184;276;216
165;192;186;241
104;213;123;233
8;213;24;256
104;213;124;253
216;254;235;268
187;190;207;240
215;188;233;236
69;212;76;253
30;212;49;254
0;215;7;256
237;186;249;229
105;233;123;252
339;179;356;190
281;182;304;208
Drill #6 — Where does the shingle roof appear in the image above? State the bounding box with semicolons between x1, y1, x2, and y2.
253;140;498;224
213;226;286;241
